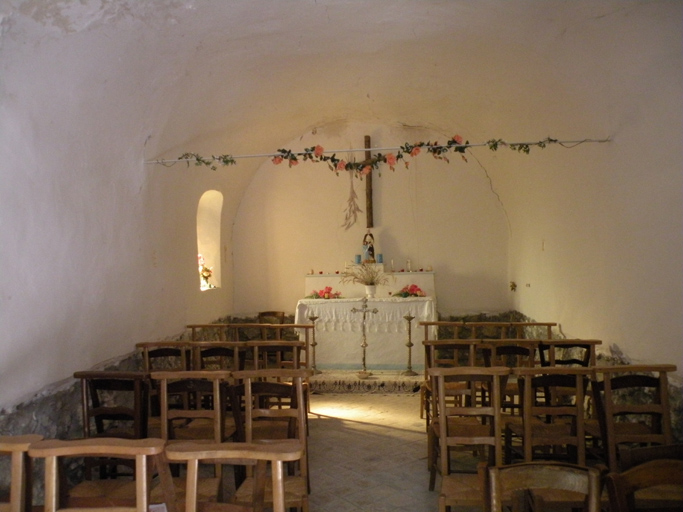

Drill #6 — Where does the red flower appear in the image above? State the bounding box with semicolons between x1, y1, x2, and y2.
289;158;299;167
314;145;324;158
453;134;463;145
410;146;421;157
336;160;347;171
272;156;283;165
386;153;397;169
361;165;372;175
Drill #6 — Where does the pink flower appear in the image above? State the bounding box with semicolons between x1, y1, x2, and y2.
289;158;298;167
336;160;347;171
410;146;421;157
361;165;372;175
272;156;283;165
385;153;397;167
314;145;324;158
453;134;463;144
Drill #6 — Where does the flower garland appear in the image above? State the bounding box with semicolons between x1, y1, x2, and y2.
271;134;471;176
174;136;569;173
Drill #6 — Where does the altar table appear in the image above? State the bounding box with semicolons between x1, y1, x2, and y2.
295;297;437;370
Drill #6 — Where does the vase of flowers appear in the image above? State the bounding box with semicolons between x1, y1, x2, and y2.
340;263;389;297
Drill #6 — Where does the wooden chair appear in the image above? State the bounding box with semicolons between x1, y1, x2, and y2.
505;367;592;466
605;459;683;512
428;366;509;507
187;323;231;341
482;339;538;416
589;364;676;472
165;440;304;512
257;311;286;333
150;370;234;444
421;339;485;430
192;341;247;372
73;370;151;481
488;462;601;512
257;312;295;371
0;435;42;512
465;321;556;340
137;341;192;419
231;369;310;512
538;339;601;368
137;341;192;372
618;443;683;471
73;371;150;440
247;340;305;372
28;438;171;512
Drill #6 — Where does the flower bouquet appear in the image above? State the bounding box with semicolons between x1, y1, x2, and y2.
339;263;389;286
394;284;426;297
306;286;342;299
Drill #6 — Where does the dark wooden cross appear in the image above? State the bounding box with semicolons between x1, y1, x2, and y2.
364;135;373;228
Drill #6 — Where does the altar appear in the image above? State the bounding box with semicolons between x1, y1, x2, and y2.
295;297;437;370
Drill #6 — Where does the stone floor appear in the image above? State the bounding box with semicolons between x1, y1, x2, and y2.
307;391;440;512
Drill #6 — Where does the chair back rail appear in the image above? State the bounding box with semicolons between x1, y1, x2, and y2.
538;339;601;367
230;369;312;508
508;367;592;466
73;371;149;439
605;459;683;512
190;341;247;371
427;366;510;491
418;321;557;341
28;438;167;512
488;462;601;512
150;370;233;443
591;364;676;471
0;435;43;512
165;440;304;512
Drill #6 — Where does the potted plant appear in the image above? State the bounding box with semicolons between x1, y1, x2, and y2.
339;263;389;298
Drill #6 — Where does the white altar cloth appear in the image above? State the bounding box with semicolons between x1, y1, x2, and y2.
295;297;436;370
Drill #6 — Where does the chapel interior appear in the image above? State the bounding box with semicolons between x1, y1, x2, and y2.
1;1;681;511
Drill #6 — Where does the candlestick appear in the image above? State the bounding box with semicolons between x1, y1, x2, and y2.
402;314;418;376
308;315;321;374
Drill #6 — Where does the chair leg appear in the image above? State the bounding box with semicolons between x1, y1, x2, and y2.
504;426;512;465
428;427;437;491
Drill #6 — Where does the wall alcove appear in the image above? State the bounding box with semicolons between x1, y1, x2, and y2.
197;190;223;290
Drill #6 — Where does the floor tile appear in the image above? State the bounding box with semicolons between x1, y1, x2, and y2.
308;392;439;511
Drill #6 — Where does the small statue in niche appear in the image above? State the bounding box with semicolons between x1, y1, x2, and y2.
198;254;214;290
362;231;376;263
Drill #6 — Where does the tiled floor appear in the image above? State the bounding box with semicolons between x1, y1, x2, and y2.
307;392;439;512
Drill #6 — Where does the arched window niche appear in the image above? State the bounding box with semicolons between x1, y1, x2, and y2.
196;190;223;291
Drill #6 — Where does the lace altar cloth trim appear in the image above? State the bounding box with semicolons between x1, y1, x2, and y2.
295;297;436;334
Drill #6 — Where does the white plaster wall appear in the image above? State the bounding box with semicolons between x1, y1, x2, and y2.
232;121;510;316
0;3;241;407
495;4;683;366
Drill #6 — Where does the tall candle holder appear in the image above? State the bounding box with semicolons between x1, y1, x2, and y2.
308;314;321;374
402;314;418;376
